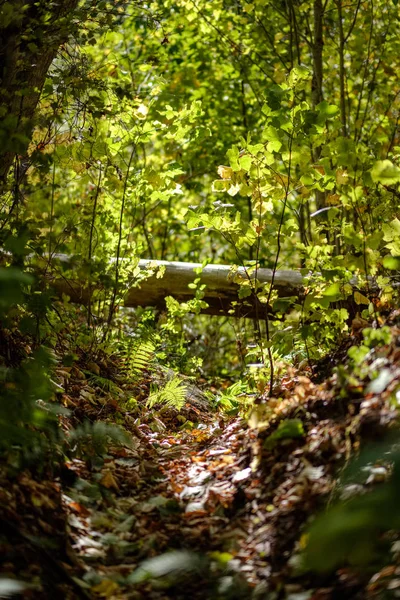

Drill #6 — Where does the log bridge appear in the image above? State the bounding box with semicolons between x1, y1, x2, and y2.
51;259;304;320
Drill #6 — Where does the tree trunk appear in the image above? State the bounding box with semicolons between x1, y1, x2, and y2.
0;0;80;185
312;0;324;109
336;0;347;137
311;0;326;215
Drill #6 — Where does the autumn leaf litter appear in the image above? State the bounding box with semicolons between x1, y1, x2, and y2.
3;316;400;598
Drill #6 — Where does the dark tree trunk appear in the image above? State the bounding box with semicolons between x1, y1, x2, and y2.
312;0;324;109
311;0;326;215
0;0;80;185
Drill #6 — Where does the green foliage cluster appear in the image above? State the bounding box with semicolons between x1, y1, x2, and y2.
0;0;400;436
147;376;188;411
0;267;61;466
4;0;398;383
0;265;131;470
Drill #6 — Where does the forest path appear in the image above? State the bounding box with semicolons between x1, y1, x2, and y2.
3;324;400;600
65;413;264;599
62;340;399;600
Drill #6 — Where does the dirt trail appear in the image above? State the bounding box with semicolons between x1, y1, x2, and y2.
65;415;259;598
62;347;399;600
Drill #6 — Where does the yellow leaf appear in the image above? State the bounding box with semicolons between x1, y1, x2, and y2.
380;291;393;305
156;265;166;279
343;283;353;296
336;169;348;185
300;533;309;549
327;193;340;205
354;291;369;305
217;165;233;180
300;186;311;197
100;470;119;491
135;103;148;119
227;183;241;196
243;3;254;13
92;579;120;597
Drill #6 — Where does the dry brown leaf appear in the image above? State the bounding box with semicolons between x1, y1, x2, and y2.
100;470;119;491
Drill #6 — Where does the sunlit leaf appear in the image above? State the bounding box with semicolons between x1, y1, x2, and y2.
371;160;400;185
323;282;341;297
383;256;400;269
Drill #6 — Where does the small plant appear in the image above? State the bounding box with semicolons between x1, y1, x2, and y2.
127;337;156;378
216;381;248;414
85;373;121;393
348;326;393;367
362;326;393;349
147;375;187;411
67;421;130;460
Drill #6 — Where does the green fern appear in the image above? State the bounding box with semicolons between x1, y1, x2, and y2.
68;421;130;458
147;376;187;411
128;338;156;378
84;373;121;393
216;381;248;411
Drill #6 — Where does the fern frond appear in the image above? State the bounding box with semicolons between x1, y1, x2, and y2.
147;376;187;411
84;373;121;393
128;339;156;378
68;421;131;457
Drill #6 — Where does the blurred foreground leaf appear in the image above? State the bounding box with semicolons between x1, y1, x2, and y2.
128;550;207;586
304;442;400;572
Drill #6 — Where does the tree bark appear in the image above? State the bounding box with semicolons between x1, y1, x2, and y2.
336;0;347;137
0;0;80;185
312;0;324;109
311;0;326;214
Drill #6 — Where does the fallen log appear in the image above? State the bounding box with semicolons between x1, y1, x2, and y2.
128;260;304;318
50;259;304;319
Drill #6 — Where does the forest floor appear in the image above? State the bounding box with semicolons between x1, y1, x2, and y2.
2;314;400;599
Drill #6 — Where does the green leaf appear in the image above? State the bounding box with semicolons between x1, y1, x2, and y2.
317;101;339;119
323;282;341;297
239;154;252;172
370;160;400;185
267;140;282;153
0;268;33;314
382;218;400;241
212;179;229;192
383;256;400;270
262;126;280;141
264;418;305;449
288;66;311;89
238;285;252;299
227;147;240;171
